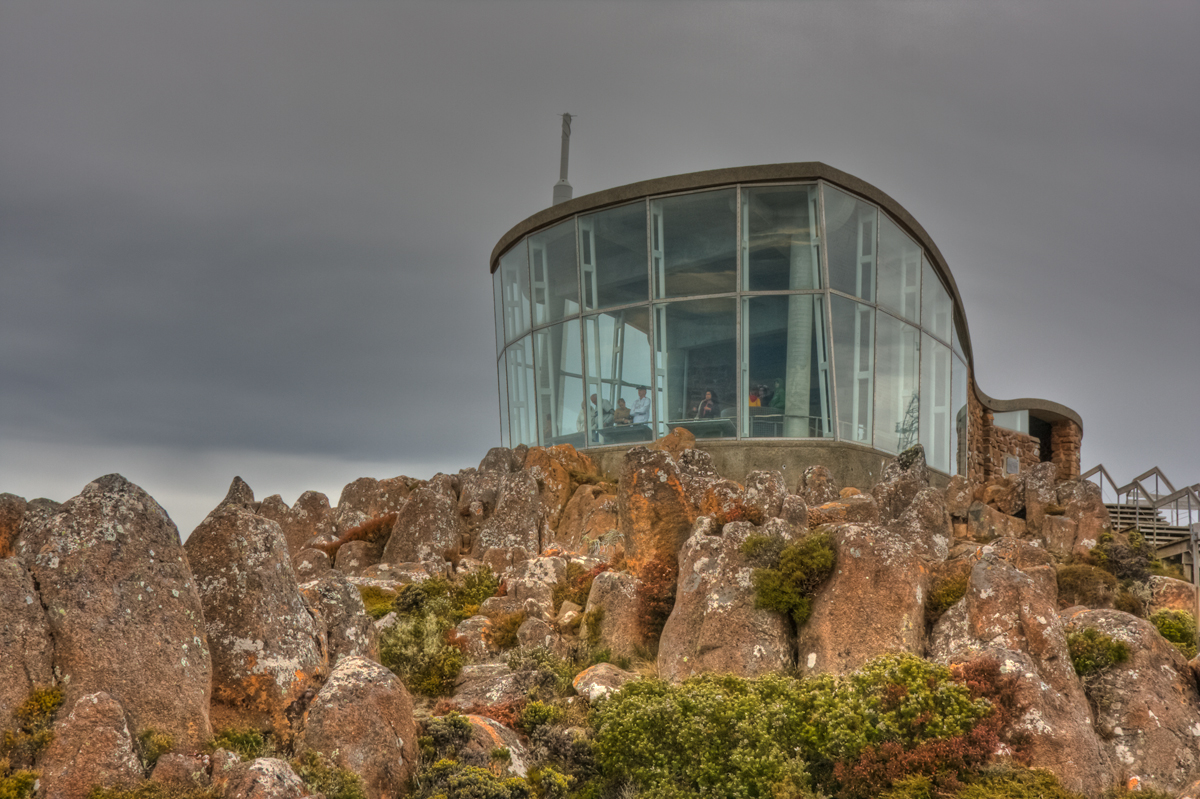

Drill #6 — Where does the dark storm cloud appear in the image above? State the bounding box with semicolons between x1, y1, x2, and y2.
1;0;1197;527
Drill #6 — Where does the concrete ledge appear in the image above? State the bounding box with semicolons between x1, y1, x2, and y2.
585;438;950;492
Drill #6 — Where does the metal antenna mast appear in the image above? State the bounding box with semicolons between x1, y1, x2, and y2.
552;113;573;206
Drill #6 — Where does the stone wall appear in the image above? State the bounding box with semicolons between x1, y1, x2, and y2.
966;376;987;486
987;424;1042;476
1051;420;1082;481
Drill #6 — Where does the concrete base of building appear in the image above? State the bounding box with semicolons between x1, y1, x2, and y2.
586;438;950;492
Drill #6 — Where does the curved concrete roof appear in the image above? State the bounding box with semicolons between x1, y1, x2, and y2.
489;161;1082;432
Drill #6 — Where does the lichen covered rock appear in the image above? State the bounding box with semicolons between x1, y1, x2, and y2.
383;486;464;564
299;572;379;665
37;692;143;799
30;474;212;747
0;557;53;722
298;655;418;799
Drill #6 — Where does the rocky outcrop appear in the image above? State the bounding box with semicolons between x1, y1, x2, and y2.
29;474;212;748
257;491;334;555
648;426;695;459
798;464;840;506
806;493;879;529
871;444;929;524
1147;575;1197;615
618;447;695;573
658;519;795;682
797;523;928;677
572;663;637;703
223;759;307;799
966;501;1026;541
1023;462;1059;536
185;479;324;717
0;493;27;557
582;570;647;660
473;472;542;558
507;556;566;620
1063;608;1200;793
524;445;596;531
553;484;619;557
929;557;1110;796
37;692;143;799
12;497;61;570
743;471;788;523
383;486;464;564
298;656;418;799
0;557;53;722
299;573;379;665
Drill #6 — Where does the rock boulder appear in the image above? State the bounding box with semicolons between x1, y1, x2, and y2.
0;558;53;723
37;692;143;799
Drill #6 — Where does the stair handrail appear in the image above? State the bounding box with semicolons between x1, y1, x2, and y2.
1083;465;1200;535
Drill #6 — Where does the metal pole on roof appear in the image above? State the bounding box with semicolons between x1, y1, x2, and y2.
552;114;573;206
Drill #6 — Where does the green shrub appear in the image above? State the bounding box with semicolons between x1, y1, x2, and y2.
526;766;573;799
1150;609;1198;659
356;585;398;620
379;568;499;696
1067;628;1131;677
411;758;531;799
745;532;836;626
136;729;174;771
591;653;991;799
582;606;605;650
1091;530;1166;582
1056;565;1118;608
926;572;969;626
207;727;272;760
0;771;38;799
506;647;585;698
291;751;367;799
420;712;474;761
518;701;564;736
1112;589;1145;617
486;610;528;651
955;767;1086;799
1;686;64;767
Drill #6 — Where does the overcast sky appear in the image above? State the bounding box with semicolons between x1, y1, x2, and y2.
2;1;1197;537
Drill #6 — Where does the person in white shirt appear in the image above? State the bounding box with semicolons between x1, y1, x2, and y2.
630;386;651;424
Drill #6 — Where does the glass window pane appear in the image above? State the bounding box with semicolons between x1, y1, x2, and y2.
920;333;952;472
744;295;832;439
654;298;737;439
876;215;921;322
580;202;648;311
497;352;509;448
530;220;579;326
493;268;505;356
873;313;920;455
952;318;966;359
824;185;876;301
831;296;875;443
533;322;586;449
952;355;968;477
922;258;953;343
499;241;531;343
583;307;654;446
742;185;821;292
651;189;737;299
505;336;537;447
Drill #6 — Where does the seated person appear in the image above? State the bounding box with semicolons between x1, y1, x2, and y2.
613;398;632;425
695;389;720;419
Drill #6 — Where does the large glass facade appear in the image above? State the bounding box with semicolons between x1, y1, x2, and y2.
493;177;976;474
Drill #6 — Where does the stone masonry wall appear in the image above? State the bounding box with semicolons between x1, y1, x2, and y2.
987;425;1042;477
966;375;986;486
1051;419;1082;481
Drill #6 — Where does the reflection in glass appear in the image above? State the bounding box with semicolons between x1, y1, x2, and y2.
824;185;877;301
583;307;654;445
580;202;648;311
530;220;579;326
921;333;952;472
654;298;737;438
952;319;966;360
651;190;737;299
505;336;537;447
952;355;968;477
533;321;585;449
873;314;920;455
922;259;953;343
497;352;509;448
742;185;821;291
876;215;921;322
498;242;531;344
831;295;875;443
743;295;832;438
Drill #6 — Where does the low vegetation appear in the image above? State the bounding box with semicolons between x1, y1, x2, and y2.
291;751;367;799
377;568;500;696
742;530;836;627
551;562;609;615
1;686;64;791
1150;609;1198;659
1066;628;1131;677
925;571;969;626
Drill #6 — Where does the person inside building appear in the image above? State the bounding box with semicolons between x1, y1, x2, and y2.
695;389;719;419
613;398;632;425
577;393;614;440
631;386;651;424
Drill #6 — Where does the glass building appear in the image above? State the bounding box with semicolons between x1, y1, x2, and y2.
491;164;1080;479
